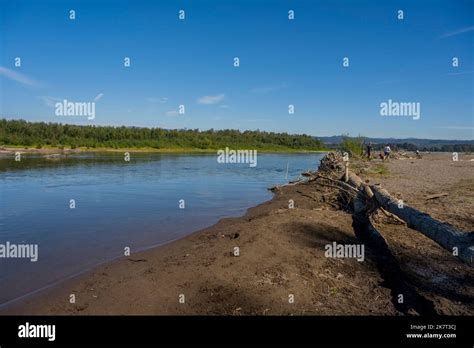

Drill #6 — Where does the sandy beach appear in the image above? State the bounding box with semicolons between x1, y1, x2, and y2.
1;152;473;315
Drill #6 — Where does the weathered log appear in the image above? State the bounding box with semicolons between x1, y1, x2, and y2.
341;162;473;266
425;192;448;200
346;171;363;188
363;185;374;198
345;171;374;199
371;184;473;266
319;152;473;266
312;174;359;193
380;207;406;225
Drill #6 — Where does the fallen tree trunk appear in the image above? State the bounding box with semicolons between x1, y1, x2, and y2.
318;153;472;266
371;184;473;266
345;171;364;188
345;171;374;197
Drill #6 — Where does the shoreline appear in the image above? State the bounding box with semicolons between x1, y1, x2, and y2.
1;152;473;315
0;189;284;314
0;146;329;155
0;234;187;310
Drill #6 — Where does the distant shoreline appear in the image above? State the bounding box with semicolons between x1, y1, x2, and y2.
0;146;328;155
0;119;328;153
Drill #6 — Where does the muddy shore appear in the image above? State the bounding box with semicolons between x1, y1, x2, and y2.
1;152;473;315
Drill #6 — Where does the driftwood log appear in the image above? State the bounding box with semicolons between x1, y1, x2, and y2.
311;151;473;266
370;184;473;266
282;151;473;266
338;164;473;267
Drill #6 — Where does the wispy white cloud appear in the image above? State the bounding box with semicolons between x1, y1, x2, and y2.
197;94;225;105
38;96;62;108
146;97;168;103
0;66;41;86
219;104;230;109
39;94;104;107
166;110;179;116
249;83;287;94
439;25;474;38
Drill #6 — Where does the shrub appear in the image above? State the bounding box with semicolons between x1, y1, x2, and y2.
339;134;364;157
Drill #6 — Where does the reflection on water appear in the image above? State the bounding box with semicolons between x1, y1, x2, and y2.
0;152;324;305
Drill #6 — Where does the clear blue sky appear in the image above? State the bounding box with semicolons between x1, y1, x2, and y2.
0;0;473;139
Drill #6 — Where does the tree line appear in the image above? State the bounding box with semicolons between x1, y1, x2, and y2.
0;119;326;151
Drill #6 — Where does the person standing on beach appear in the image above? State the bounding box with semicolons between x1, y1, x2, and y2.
366;142;373;160
383;145;391;161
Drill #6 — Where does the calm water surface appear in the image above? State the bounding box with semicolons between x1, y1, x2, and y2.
0;152;324;305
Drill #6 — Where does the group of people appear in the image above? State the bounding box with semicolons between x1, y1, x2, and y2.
365;142;391;161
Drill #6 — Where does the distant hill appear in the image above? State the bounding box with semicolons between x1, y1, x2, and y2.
317;136;474;147
317;136;474;151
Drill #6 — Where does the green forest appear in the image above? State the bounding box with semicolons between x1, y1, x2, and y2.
0;119;327;151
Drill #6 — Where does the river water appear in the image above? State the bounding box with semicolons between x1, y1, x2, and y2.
0;152;324;305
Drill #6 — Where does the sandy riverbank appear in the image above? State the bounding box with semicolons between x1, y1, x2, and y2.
1;152;473;315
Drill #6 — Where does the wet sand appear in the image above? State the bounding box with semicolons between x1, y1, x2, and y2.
1;152;473;315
